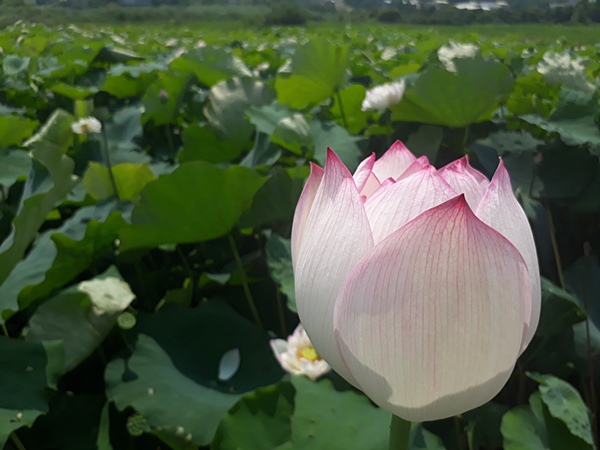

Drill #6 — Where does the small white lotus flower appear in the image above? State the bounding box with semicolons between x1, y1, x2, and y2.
71;117;102;135
270;324;330;380
438;41;479;73
361;80;406;111
78;277;135;316
537;51;595;93
218;348;241;381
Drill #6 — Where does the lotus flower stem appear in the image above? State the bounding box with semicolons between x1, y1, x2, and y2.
228;234;263;328
275;287;287;336
389;415;410;450
9;432;27;450
335;90;349;130
544;201;565;288
100;128;120;201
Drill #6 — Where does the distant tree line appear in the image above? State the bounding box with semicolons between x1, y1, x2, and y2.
373;1;600;24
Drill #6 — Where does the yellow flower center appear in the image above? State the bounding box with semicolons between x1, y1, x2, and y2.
299;347;321;362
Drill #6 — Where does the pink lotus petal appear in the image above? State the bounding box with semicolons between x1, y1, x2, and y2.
396;155;430;182
353;153;376;193
476;159;540;352
372;141;417;182
291;163;324;268
439;156;489;210
365;166;458;244
360;172;382;200
294;148;374;387
334;195;530;421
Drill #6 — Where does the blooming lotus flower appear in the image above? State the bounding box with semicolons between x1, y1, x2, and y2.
71;117;102;135
270;324;331;380
78;276;135;316
361;80;405;111
292;141;540;421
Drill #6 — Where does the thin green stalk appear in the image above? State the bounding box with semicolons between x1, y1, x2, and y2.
100;127;120;201
275;288;287;337
454;416;465;450
461;125;470;152
389;415;411;450
10;432;27;450
1;323;8;337
336;90;349;130
386;110;393;148
228;234;263;328
544;201;565;288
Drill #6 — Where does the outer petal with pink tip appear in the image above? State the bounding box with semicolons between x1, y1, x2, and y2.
439;156;489;210
333;196;530;422
294;149;374;387
364;166;457;244
291;163;324;269
476;159;540;352
372;141;418;182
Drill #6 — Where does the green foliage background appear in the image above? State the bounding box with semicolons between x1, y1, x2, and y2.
0;22;599;450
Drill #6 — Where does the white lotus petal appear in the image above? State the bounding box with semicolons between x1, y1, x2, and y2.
334;195;530;421
372;141;418;182
476;159;540;352
439;156;489;210
294;149;374;386
365;166;457;244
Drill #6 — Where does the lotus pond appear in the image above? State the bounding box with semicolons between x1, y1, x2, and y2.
0;22;599;450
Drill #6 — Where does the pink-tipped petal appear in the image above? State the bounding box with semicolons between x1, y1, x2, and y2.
334;196;530;422
360;172;382;200
396;155;430;182
291;163;324;268
353;153;376;193
365;166;458;243
476;159;540;352
439;156;490;210
372;141;417;182
294;148;374;387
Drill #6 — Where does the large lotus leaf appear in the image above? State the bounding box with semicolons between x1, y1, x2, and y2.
520;114;600;155
330;84;369;135
119;161;267;251
0;112;77;314
82;162;156;201
536;278;586;337
102;106;149;164
247;103;312;154
564;256;600;358
101;62;164;99
275;40;349;110
23;109;74;153
142;72;193;126
280;376;390;450
105;302;283;446
0;149;31;188
204;77;275;144
391;58;514;127
239;167;304;229
264;233;296;312
0;338;50;447
0;116;39;147
406;124;443;162
0;202;126;319
179;124;243;164
26;286;119;374
310;120;363;172
211;382;295;450
501;391;593;450
170;47;252;87
2;55;30;76
528;373;594;446
49;83;99;101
